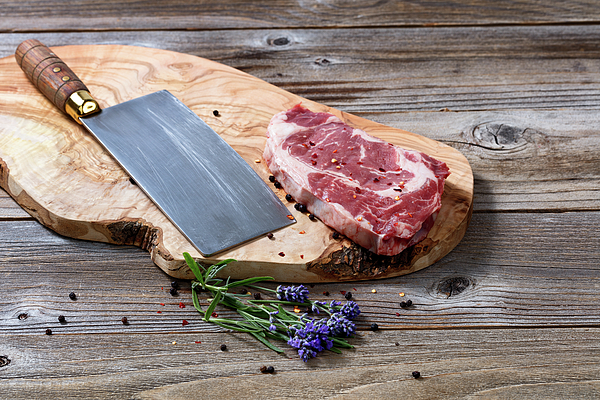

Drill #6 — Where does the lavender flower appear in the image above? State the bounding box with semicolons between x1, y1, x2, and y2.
288;319;333;362
311;300;326;314
339;301;361;320
327;313;356;337
277;284;310;303
268;310;279;332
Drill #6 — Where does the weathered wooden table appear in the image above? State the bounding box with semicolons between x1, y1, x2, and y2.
1;2;599;399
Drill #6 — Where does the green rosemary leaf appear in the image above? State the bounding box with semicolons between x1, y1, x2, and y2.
210;319;263;333
204;290;222;321
328;347;343;354
192;284;202;312
250;331;284;353
226;276;274;288
331;337;354;348
183;252;205;286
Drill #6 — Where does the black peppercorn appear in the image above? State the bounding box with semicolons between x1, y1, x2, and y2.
293;203;307;213
69;292;76;300
253;292;262;300
266;366;275;374
274;181;282;189
269;175;275;182
285;194;293;202
171;281;179;290
324;291;330;296
344;292;353;300
400;299;413;308
220;344;227;351
308;214;316;221
121;317;129;325
370;323;379;331
267;232;274;239
58;315;66;323
332;232;340;239
169;287;178;296
45;328;52;335
213;110;220;117
412;371;421;379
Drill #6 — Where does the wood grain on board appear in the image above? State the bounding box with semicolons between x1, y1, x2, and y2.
0;44;473;281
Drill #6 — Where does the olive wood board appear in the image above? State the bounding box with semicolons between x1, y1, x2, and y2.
0;45;473;282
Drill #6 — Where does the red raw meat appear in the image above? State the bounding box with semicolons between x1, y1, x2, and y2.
264;105;450;256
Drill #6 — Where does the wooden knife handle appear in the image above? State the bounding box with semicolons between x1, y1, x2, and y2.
15;39;100;123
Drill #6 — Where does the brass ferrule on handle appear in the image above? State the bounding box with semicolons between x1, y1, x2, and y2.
65;90;100;123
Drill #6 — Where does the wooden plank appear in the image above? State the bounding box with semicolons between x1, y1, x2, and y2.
1;0;600;32
3;107;598;216
1;24;600;113
1;211;599;334
1;328;599;399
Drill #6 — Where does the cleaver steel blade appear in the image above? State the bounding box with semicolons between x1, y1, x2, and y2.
16;39;295;257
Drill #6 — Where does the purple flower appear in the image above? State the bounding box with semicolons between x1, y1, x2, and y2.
287;319;333;362
339;301;361;320
277;285;310;303
327;313;356;337
311;300;326;314
268;310;279;332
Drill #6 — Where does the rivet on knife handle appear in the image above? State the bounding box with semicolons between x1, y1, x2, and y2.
15;39;100;124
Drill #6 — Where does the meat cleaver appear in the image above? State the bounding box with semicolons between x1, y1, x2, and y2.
15;39;295;256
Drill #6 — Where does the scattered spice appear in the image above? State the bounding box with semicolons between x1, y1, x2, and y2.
293;306;301;313
213;110;220;117
299;230;305;234
45;328;52;335
179;302;186;308
287;215;294;220
157;311;162;314
269;175;275;182
260;365;276;374
371;289;377;293
395;342;400;346
357;216;362;221
332;231;340;239
254;292;262;300
323;291;330;296
400;299;413;308
331;158;337;163
412;371;421;379
267;232;274;239
274;181;282;189
294;203;307;213
285;194;293;202
171;281;179;290
308;214;316;221
121;317;129;324
394;196;400;201
172;341;177;345
220;344;227;351
278;252;286;257
58;315;66;323
182;320;189;326
344;292;353;300
160;303;165;306
69;292;77;300
211;312;218;317
399;292;405;297
370;323;379;331
195;341;202;344
169;287;178;296
254;159;261;163
300;254;304;259
395;312;400;316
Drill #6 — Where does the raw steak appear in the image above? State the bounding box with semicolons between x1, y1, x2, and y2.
264;105;450;256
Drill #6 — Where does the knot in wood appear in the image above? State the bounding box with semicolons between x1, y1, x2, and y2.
472;122;528;150
17;313;28;320
437;276;471;298
272;37;290;46
0;356;10;368
315;58;331;66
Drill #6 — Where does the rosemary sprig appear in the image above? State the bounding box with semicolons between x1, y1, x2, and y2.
184;252;360;362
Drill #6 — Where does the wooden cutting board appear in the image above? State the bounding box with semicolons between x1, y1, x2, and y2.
0;44;473;282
